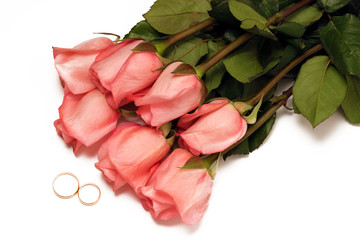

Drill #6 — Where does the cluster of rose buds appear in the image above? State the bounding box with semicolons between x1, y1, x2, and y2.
53;37;248;224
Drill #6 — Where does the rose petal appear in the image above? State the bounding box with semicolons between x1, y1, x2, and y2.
177;99;229;129
90;39;142;91
134;62;203;127
179;103;247;154
58;89;119;147
139;149;213;225
110;52;162;107
96;123;170;193
53;37;113;94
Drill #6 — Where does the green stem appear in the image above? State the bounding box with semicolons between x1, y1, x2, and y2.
222;86;293;156
268;0;315;26
155;17;217;55
195;33;254;78
246;43;323;106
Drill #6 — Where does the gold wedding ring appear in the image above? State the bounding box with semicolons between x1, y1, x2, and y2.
78;183;101;206
52;172;80;199
53;172;101;206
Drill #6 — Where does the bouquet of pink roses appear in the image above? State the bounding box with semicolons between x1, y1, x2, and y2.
53;0;360;224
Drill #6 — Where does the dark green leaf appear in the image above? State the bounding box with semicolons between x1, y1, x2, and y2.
205;41;227;93
209;0;241;26
284;4;323;26
249;113;276;151
223;138;250;157
217;74;274;100
317;0;351;13
223;38;280;83
124;20;164;42
274;22;306;38
163;36;208;66
279;0;297;9
320;14;360;77
252;0;279;18
217;73;244;99
223;27;244;42
293;56;347;127
223;113;276;158
341;75;360;123
336;0;360;17
143;0;212;34
270;44;300;74
258;38;284;67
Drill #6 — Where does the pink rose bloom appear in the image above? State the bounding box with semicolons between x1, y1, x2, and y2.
134;62;204;127
54;89;119;153
139;148;213;225
177;99;247;155
53;37;114;94
95;123;171;193
90;39;163;107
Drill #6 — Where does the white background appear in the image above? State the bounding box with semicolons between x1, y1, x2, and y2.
1;0;360;239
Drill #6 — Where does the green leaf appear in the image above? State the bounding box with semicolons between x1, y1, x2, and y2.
274;22;306;38
181;156;205;169
228;0;276;39
223;38;280;83
317;0;351;13
223;113;276;158
293;100;300;114
293;56;347;127
163;36;208;66
143;0;212;34
341;75;360;123
205;41;227;93
124;20;164;42
284;4;323;26
320;14;360;77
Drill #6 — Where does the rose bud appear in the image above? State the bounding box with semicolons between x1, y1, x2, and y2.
54;89;119;153
95;123;171;193
139;148;213;225
53;37;114;94
90;40;163;107
177;99;247;155
134;62;205;127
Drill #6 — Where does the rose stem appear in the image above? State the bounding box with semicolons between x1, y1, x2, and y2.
222;86;293;156
246;43;323;106
195;33;255;78
155;18;217;55
268;0;315;25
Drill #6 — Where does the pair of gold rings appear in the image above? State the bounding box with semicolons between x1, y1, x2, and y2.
52;172;101;206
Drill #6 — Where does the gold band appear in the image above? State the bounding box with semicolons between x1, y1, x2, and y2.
77;183;101;206
52;172;80;199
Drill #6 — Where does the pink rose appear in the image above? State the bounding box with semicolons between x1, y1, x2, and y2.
134;62;204;127
177;99;247;155
54;89;120;153
53;37;114;94
90;39;163;107
139;148;213;225
95;123;171;193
